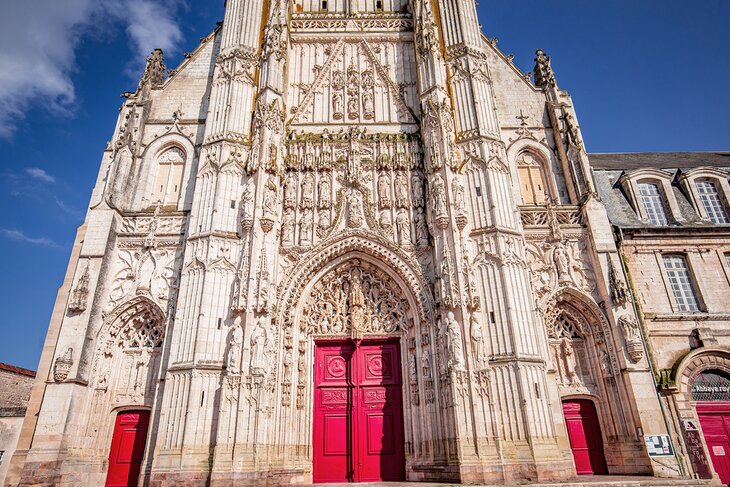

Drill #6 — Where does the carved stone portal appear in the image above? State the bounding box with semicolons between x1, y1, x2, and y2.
301;259;410;337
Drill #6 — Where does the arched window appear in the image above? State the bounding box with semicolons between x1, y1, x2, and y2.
692;370;730;402
637;181;668;225
696;179;729;224
152;146;186;206
517;152;549;205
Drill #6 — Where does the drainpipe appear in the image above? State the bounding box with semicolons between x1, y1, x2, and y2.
615;225;687;478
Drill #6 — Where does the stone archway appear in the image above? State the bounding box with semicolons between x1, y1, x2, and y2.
273;235;450;482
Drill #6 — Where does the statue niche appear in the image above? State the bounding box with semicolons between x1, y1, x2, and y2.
301;260;410;337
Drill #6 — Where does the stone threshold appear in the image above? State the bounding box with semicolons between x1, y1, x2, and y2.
309;477;712;487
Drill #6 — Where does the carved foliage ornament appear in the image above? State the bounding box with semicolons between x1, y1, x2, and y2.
302;260;410;337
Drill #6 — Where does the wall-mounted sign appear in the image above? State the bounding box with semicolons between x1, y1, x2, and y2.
644;435;673;456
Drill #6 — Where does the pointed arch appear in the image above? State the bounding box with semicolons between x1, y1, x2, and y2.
277;231;434;333
102;296;167;348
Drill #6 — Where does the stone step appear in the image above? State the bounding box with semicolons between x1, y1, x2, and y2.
312;478;713;487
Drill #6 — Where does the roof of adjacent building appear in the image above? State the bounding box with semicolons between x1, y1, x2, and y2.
0;362;36;378
589;152;730;230
589;152;730;170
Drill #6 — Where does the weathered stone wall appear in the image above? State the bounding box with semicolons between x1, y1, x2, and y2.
0;367;34;410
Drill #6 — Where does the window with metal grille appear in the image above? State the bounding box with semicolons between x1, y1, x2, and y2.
726;253;730;270
692;370;730;401
663;255;700;312
696;180;729;224
638;182;668;225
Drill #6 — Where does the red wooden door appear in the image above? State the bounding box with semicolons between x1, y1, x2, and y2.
313;340;405;483
562;399;608;475
697;402;730;485
106;410;150;487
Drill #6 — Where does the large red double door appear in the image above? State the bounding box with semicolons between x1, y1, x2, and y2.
313;340;405;483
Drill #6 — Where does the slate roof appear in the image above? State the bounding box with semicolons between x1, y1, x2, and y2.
589;152;730;230
589;152;730;170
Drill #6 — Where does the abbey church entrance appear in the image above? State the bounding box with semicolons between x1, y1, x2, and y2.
313;340;405;483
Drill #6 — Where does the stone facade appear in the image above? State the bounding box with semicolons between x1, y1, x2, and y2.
6;1;725;486
0;364;35;485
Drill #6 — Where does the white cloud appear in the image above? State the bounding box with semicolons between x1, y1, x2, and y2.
0;228;57;247
25;167;56;183
0;0;186;138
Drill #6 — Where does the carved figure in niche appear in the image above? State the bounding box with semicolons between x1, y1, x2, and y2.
227;323;243;374
380;210;393;235
445;312;465;370
470;314;487;369
439;259;452;304
600;348;612;377
452;175;465;214
349;269;365;337
282;209;295;246
414;207;429;247
300;210;313;245
409;355;418;383
318;209;331;229
249;318;268;373
378;172;392;209
553;242;572;285
422;348;433;379
263;176;278;217
347;94;359;119
318;176;331;209
362;90;374;120
301;173;314;209
430;174;447;217
284;173;297;209
242;178;255;221
411;173;424;207
396;209;411;246
560;338;580;386
347;191;364;228
332;90;344;120
395;172;409;208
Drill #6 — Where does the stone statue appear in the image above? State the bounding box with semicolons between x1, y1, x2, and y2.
227;323;243;374
362;89;374;120
446;312;465;370
380;210;393;235
470;314;486;368
561;338;579;386
242;178;255;221
430;174;447;217
250;319;268;372
414;207;429;247
411;173;424;207
284;173;297;209
301;173;314;209
300;210;313;245
452;176;465;213
395;171;409;208
396;209;411;246
318;176;331;209
262;176;278;217
318;209;331;229
378;172;392;209
332;90;343;119
554;242;572;285
282;209;295;246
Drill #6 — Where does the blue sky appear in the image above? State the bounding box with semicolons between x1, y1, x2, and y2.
0;1;728;371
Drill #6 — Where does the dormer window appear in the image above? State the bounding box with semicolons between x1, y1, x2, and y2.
696;180;729;224
638;182;668;225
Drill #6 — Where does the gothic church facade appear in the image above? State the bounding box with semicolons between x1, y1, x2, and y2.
6;1;728;486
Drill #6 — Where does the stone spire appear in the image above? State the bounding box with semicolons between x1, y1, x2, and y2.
137;48;166;92
534;48;556;89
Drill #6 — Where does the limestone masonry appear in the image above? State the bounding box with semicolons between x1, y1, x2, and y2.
5;1;730;486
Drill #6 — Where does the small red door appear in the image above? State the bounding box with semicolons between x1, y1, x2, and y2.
563;399;608;475
106;410;150;487
697;402;730;485
313;340;405;483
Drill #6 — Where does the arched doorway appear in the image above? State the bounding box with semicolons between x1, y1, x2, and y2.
562;399;608;475
304;263;407;483
693;370;730;484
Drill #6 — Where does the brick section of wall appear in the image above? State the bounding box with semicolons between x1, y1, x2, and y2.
0;365;35;410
